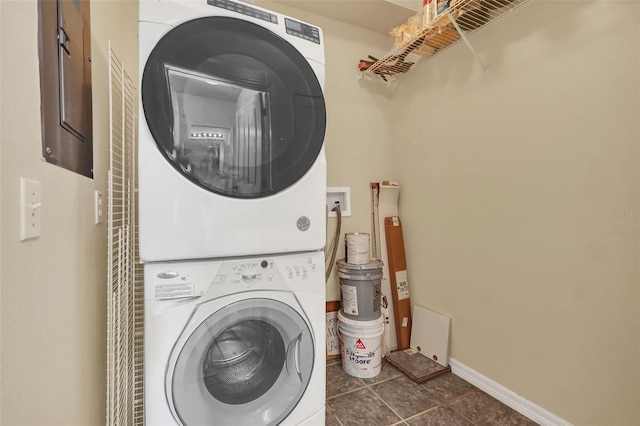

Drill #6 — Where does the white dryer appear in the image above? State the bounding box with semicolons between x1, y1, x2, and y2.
144;251;326;425
138;0;327;262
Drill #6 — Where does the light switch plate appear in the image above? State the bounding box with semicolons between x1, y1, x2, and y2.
20;178;42;241
94;190;103;224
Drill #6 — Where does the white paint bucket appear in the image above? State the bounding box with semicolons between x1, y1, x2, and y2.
337;259;383;321
344;233;370;265
338;311;384;378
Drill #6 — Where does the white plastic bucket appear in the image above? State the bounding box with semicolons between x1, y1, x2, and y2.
344;233;370;265
338;312;384;378
337;259;383;321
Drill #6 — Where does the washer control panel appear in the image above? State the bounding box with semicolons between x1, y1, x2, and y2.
222;255;319;284
227;260;270;284
146;252;323;300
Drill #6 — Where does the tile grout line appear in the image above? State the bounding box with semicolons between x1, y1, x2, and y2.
326;371;403;400
369;374;454;425
440;389;483;426
368;385;408;425
328;364;484;425
327;361;539;426
401;405;443;424
326;381;367;401
326;404;347;426
327;367;408;425
327;361;436;423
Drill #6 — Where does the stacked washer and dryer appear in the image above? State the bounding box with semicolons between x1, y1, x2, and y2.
138;1;327;424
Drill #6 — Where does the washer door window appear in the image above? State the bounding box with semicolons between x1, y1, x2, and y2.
169;298;314;425
142;17;326;199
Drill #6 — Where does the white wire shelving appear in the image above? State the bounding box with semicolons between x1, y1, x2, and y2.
107;42;143;426
359;0;530;83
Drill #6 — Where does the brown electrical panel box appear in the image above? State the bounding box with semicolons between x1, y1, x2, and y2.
384;216;412;350
38;0;93;178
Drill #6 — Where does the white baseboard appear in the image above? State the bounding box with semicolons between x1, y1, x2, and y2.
448;358;572;426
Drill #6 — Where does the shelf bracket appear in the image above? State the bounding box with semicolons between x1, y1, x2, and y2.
446;10;488;77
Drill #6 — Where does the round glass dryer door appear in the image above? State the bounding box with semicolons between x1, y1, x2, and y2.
169;298;314;425
142;17;326;199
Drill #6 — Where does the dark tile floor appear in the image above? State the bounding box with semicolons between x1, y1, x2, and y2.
326;357;539;426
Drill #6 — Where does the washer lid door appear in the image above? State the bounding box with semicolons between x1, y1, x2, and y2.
168;298;314;426
142;16;326;199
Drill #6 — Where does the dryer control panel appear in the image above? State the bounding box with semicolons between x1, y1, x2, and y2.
285;18;321;44
208;0;278;24
208;0;321;44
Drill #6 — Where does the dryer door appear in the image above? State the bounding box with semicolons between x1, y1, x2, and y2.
168;298;314;425
142;16;326;199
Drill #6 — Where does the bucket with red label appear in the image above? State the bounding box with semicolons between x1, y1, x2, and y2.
337;311;384;378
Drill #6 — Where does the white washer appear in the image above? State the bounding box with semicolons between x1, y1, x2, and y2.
139;0;327;262
144;251;326;425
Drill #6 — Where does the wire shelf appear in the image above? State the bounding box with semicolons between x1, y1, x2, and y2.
107;42;143;426
359;0;529;83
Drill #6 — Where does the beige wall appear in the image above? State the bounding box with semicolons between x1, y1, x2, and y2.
2;0;638;425
0;1;138;424
267;1;640;424
388;1;639;424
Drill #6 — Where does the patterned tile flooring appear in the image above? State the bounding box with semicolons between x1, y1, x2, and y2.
326;358;539;426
